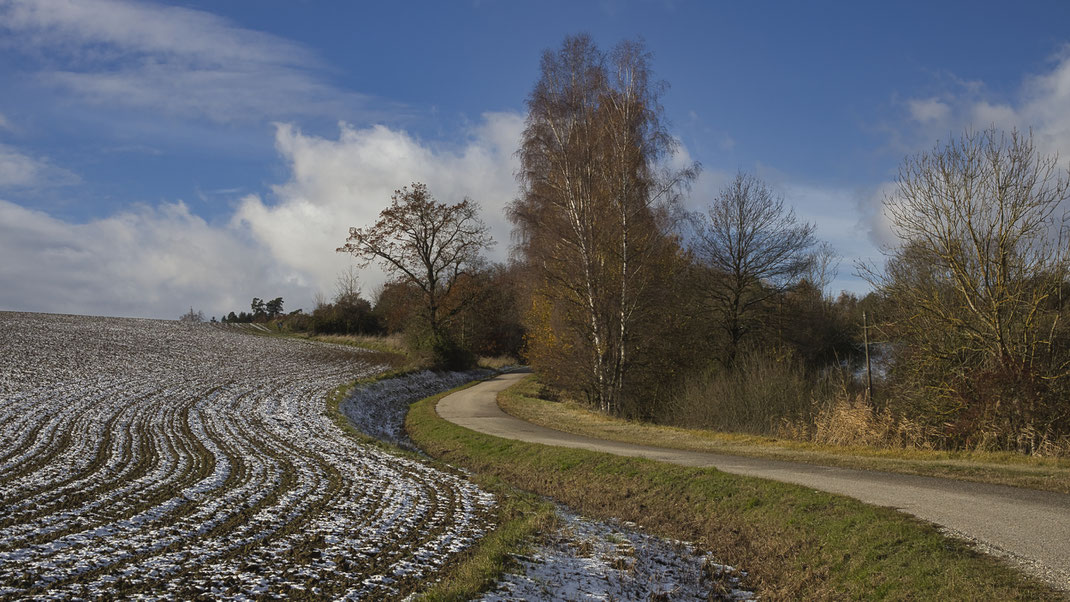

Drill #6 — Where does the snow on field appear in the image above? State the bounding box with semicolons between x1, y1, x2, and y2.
482;508;753;601
0;312;495;599
340;369;491;450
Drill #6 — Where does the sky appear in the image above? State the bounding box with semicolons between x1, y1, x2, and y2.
2;0;1070;320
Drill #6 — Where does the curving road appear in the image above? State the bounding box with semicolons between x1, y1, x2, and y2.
437;370;1070;592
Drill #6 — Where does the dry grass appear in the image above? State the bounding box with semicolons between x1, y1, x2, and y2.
778;393;1070;458
498;376;1070;494
477;355;519;371
301;332;408;355
777;394;934;450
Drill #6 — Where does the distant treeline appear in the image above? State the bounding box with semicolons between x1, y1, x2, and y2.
219;266;523;363
220;297;286;324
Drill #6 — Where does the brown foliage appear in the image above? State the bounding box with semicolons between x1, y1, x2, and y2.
448;263;526;358
945;362;1070;454
373;280;421;334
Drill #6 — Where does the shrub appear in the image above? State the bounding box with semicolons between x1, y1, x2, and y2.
660;348;831;435
943;362;1070;454
406;326;476;371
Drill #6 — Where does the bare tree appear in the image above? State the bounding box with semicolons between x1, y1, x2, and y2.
178;307;205;323
806;241;841;297
334;265;363;302
859;129;1070;451
511;34;696;415
691;172;816;368
337;182;493;345
868;128;1070;373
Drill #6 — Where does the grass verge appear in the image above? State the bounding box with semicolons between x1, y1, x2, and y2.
327;377;554;600
407;379;1062;600
418;475;555;601
500;376;1070;494
272;329;514;374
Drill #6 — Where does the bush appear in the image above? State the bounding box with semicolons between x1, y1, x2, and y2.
943;363;1070;454
406;326;476;371
660;348;833;435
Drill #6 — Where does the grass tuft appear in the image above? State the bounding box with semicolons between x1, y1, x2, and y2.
476;355;519;371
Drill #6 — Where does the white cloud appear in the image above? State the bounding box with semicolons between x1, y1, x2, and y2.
0;142;79;188
233;112;524;294
1018;45;1070;159
856;181;901;252
866;45;1070;260
907;97;950;123
0;0;370;122
0;112;9;130
0;198;307;319
0;113;525;318
785;184;880;256
897;45;1070;160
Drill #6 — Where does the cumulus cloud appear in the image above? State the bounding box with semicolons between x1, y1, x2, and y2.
0;198;306;319
1017;46;1070;159
897;46;1070;160
233;112;524;294
0;0;372;122
0;113;525;319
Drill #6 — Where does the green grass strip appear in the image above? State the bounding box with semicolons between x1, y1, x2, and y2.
406;381;1061;600
327;377;554;600
417;476;554;601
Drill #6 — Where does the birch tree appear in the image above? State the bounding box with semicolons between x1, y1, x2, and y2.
510;34;695;415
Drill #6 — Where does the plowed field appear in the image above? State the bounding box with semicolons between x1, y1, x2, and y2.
0;313;494;600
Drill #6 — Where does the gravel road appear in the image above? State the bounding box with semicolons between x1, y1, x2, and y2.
436;369;1070;592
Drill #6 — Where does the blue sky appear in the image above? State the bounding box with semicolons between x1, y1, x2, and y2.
2;0;1070;319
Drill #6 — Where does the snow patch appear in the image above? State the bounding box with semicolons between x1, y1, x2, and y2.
481;508;754;601
340;369;491;451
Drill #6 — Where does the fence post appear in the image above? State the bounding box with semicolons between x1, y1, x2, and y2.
863;310;873;401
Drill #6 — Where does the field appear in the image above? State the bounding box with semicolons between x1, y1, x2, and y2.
0;312;494;599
